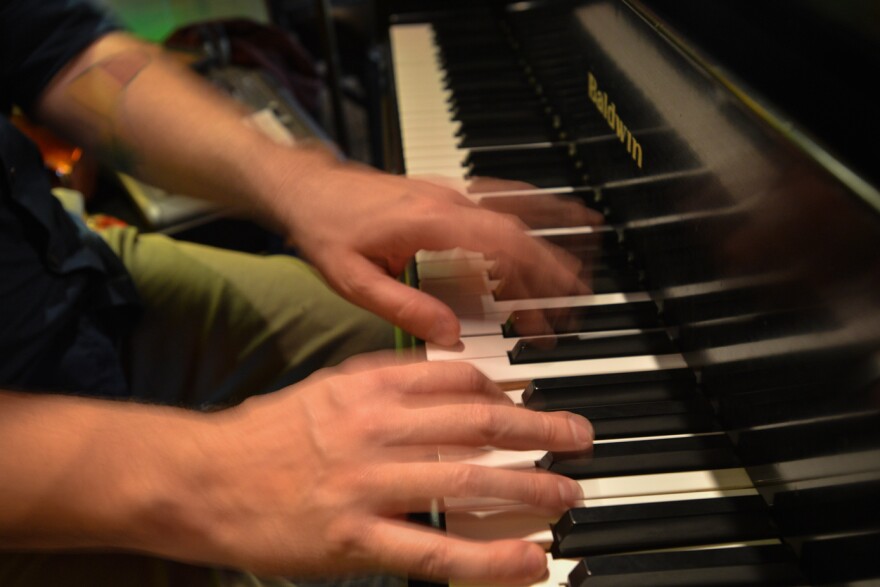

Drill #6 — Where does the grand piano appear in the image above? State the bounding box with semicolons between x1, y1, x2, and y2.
378;0;880;584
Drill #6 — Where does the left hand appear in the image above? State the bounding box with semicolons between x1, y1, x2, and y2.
273;157;591;346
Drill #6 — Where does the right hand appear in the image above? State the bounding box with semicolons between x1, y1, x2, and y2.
155;358;593;585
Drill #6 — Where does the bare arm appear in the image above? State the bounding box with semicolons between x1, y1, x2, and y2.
34;33;304;221
34;33;589;346
0;361;593;584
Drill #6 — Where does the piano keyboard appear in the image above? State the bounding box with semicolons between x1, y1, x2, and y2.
388;20;808;587
388;3;880;584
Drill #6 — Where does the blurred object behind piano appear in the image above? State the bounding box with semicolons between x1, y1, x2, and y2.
379;0;880;584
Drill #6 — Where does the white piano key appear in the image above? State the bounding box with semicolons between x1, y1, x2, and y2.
444;467;754;513
417;257;494;279
445;486;760;542
459;313;509;336
425;328;647;361
416;248;484;263
536;556;580;587
422;286;653;317
420;274;495;296
439;447;546;469
450;554;581;587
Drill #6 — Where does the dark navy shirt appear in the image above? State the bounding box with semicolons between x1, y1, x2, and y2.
1;0;139;396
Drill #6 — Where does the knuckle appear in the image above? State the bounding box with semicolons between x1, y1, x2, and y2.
450;362;490;392
337;270;375;301
497;211;528;234
358;414;386;443
452;465;482;495
391;294;422;326
538;413;562;446
414;539;450;579
331;516;373;560
410;192;454;216
521;475;545;506
470;404;503;440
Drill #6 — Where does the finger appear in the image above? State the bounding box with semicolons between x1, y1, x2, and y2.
506;307;586;338
408;175;476;204
376;204;581;296
370;361;512;404
360;519;548;585
502;308;557;338
490;244;590;300
326;252;462;345
382;403;594;452
467;176;538;194
359;462;584;512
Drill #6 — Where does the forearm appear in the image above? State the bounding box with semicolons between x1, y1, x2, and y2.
0;390;213;555
33;32;332;230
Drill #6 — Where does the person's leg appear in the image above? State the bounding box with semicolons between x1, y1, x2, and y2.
103;226;395;408
0;552;311;587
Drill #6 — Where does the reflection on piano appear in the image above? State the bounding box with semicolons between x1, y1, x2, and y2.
382;0;880;585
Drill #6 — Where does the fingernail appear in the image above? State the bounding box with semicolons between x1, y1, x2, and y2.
558;479;584;505
568;414;594;447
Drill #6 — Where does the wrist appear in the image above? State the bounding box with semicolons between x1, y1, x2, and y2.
247;141;344;242
104;407;225;564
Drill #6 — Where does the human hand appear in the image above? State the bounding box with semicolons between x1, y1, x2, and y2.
169;358;593;584
276;158;596;346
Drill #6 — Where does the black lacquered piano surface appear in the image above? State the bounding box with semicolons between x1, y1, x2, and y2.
382;0;880;584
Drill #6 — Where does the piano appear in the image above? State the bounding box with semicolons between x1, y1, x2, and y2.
380;0;880;584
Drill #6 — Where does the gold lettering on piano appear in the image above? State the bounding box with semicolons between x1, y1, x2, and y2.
588;72;643;169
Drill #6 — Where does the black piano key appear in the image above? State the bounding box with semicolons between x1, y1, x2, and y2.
439;45;513;62
735;410;880;466
502;301;660;337
468;158;576;177
568;399;720;439
572;399;701;419
454;109;548;127
772;479;880;536
493;269;642;301
471;170;584;189
523;368;697;410
541;230;624;257
584;271;643;294
442;59;521;78
551;495;777;558
799;531;880;584
539;434;740;479
542;228;620;246
459;125;556;148
508;331;675;364
467;160;587;187
718;380;853;428
465;145;574;168
451;92;540;112
568;545;806;587
446;76;534;94
444;68;525;84
453;106;547;124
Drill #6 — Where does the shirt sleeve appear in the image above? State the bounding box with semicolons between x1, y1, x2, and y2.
0;0;121;112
